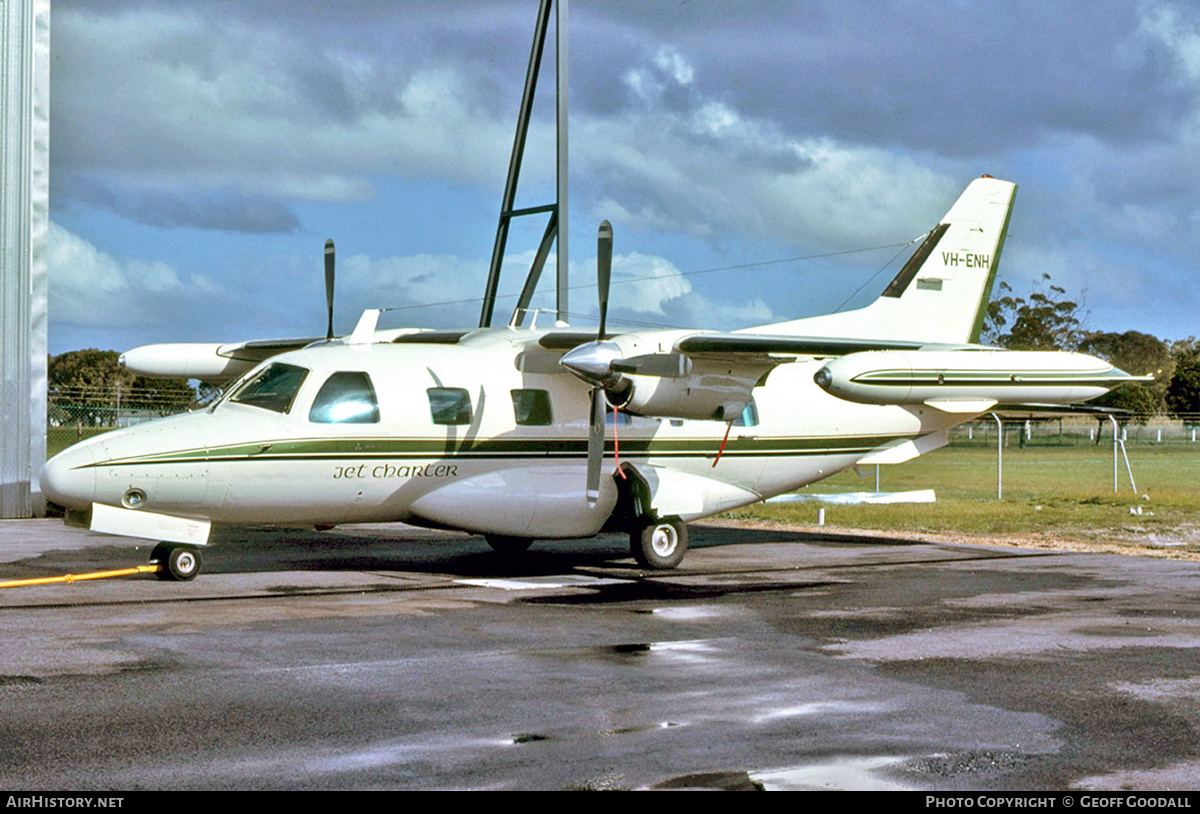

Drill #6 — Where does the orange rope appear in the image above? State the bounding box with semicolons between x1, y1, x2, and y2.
613;403;627;478
712;420;735;468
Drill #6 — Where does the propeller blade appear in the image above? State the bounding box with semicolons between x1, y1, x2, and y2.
586;388;605;506
596;221;612;339
324;239;336;341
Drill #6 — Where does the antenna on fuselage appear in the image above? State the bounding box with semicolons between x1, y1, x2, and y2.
324;238;336;341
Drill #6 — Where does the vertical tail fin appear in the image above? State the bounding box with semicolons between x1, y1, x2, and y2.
750;176;1017;345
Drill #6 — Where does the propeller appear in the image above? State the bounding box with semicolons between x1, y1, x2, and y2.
585;221;614;506
596;221;612;339
324;238;336;341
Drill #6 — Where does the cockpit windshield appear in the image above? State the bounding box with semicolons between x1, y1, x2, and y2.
228;362;309;414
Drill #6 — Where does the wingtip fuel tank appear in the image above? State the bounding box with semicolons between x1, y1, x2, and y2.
813;349;1148;407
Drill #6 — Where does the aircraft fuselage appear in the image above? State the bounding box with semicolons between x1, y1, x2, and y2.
42;327;959;539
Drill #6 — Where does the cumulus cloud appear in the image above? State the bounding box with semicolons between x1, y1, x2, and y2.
557;251;782;332
577;55;956;250
1139;3;1200;82
48;222;223;329
332;245;778;334
54;1;957;250
53;5;531;230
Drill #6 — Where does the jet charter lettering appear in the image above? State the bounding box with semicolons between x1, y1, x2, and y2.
41;176;1149;580
335;463;460;480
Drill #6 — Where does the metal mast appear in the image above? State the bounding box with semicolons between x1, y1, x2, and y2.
478;0;569;328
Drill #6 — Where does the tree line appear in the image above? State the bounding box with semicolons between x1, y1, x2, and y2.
984;275;1199;418
47;349;196;424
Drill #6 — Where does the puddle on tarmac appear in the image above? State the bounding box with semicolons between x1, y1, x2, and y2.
750;700;884;724
751;756;912;791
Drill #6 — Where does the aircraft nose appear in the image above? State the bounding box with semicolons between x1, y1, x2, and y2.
40;443;97;510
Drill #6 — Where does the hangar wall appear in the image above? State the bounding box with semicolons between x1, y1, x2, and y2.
1;0;49;518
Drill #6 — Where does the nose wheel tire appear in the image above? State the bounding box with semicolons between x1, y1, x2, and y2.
152;543;203;581
631;517;688;569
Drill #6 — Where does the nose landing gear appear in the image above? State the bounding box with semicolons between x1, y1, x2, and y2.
151;543;203;581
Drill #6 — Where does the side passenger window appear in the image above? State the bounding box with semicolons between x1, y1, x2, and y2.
427;387;472;425
732;397;759;427
309;372;380;424
511;389;552;426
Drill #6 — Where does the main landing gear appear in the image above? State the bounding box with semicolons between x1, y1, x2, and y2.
151;543;203;581
629;515;688;570
610;463;690;570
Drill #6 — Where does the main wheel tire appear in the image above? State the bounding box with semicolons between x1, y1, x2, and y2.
154;544;202;581
485;535;534;556
630;517;688;569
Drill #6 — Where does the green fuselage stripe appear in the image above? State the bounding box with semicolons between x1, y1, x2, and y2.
851;368;1122;386
80;433;911;469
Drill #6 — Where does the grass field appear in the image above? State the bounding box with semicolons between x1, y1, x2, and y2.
728;439;1200;558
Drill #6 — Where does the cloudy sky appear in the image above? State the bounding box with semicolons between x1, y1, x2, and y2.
49;0;1200;354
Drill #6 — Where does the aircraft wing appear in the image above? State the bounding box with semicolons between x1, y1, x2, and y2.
675;333;937;356
215;337;325;361
540;330;944;357
550;325;1149;424
547;326;960;421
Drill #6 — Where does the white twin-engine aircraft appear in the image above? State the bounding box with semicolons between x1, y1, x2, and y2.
42;176;1145;580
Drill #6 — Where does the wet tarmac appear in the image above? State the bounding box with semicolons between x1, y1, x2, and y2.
1;518;1198;791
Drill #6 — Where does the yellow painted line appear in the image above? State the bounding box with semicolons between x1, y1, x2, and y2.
0;564;160;588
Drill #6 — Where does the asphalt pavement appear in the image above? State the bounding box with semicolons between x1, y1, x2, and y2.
1;518;1198;791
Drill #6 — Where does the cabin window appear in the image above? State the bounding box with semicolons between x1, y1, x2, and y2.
309;372;380;424
229;363;309;414
427;387;472;425
732;397;759;427
511;389;552;426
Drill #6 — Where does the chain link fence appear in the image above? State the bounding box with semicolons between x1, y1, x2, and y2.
951;414;1200;447
48;385;198;455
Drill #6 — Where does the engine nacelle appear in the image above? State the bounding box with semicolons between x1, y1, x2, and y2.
617;360;770;421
